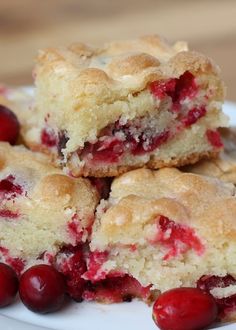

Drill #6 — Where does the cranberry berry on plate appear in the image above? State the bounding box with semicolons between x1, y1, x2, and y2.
0;262;19;307
19;265;66;314
152;287;218;330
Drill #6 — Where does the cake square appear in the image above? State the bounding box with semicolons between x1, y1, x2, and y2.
0;142;98;274
89;168;236;320
13;35;227;177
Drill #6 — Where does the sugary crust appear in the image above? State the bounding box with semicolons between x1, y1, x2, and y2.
36;35;221;100
92;167;236;247
184;128;236;183
0;142;98;215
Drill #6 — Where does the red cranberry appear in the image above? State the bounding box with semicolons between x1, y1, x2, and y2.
81;137;124;164
41;128;58;148
197;274;236;319
206;129;223;148
0;263;19;307
0;175;23;198
19;265;66;314
150;71;198;105
153;216;204;260
152;287;218;330
0;105;20;145
181;106;206;127
83;275;152;303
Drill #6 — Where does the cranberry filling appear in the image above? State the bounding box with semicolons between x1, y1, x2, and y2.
67;214;84;244
173;71;198;102
150;71;198;106
55;245;86;302
152;215;204;260
0;247;25;276
83;251;109;282
81;137;124;164
0;105;20;145
41;128;58;148
0;175;23;199
150;79;177;100
83;274;152;303
0;209;19;219
197;274;236;318
206;129;223;148
181;106;206;127
79;123;171;165
77;72;208;166
130;130;170;155
37;251;54;264
6;257;25;276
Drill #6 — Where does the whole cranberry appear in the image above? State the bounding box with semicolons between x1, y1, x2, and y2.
0;262;19;307
19;265;66;314
0;105;20;145
152;287;218;330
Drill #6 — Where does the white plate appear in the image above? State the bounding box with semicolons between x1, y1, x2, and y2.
1;101;236;330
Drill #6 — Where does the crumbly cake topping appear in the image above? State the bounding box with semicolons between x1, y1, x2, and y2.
36;35;220;101
91;168;236;249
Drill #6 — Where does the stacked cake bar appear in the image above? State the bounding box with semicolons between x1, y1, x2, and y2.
2;35;236;323
11;35;226;177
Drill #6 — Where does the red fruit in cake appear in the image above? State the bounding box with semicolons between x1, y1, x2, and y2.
83;274;152;304
197;274;236;319
19;264;66;314
0;105;20;145
55;245;87;302
0;263;19;307
152;287;218;330
206;129;223;148
41;128;58;148
89;177;112;200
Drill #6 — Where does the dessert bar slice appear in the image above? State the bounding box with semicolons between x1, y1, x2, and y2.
0;142;98;274
89;168;236;320
16;35;227;177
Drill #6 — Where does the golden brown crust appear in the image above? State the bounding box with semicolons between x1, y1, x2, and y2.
66;149;219;177
92;167;236;249
36;36;223;106
0;142;98;210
